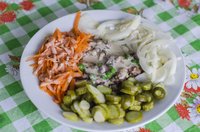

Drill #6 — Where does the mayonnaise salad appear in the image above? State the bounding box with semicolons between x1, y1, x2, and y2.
78;13;177;85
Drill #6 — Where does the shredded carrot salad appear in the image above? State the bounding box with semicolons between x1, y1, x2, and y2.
27;12;92;104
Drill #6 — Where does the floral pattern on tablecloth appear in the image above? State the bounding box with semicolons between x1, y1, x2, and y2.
0;0;35;24
174;64;200;127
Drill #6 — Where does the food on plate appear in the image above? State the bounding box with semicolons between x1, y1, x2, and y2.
27;12;92;103
28;12;177;125
137;39;177;85
60;79;166;124
61;79;165;124
79;13;177;85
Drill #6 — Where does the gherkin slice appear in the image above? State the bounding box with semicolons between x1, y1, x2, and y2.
125;111;142;123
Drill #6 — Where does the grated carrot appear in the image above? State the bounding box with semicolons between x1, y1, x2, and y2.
27;12;92;104
69;79;75;90
73;11;81;34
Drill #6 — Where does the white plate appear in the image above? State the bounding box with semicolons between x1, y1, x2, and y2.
20;10;185;132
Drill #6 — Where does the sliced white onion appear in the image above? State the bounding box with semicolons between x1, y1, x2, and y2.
137;38;177;84
151;64;168;83
139;57;154;74
135;73;150;82
78;14;99;35
103;29;133;41
97;20;120;36
97;16;141;41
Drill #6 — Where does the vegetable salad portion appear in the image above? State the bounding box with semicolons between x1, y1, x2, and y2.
61;79;166;124
28;11;177;125
28;12;92;103
79;12;177;85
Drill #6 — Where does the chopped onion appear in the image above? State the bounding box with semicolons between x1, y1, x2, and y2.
78;14;99;35
137;39;177;84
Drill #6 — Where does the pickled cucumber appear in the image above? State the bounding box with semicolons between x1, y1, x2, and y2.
63;112;79;121
125;111;142;123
